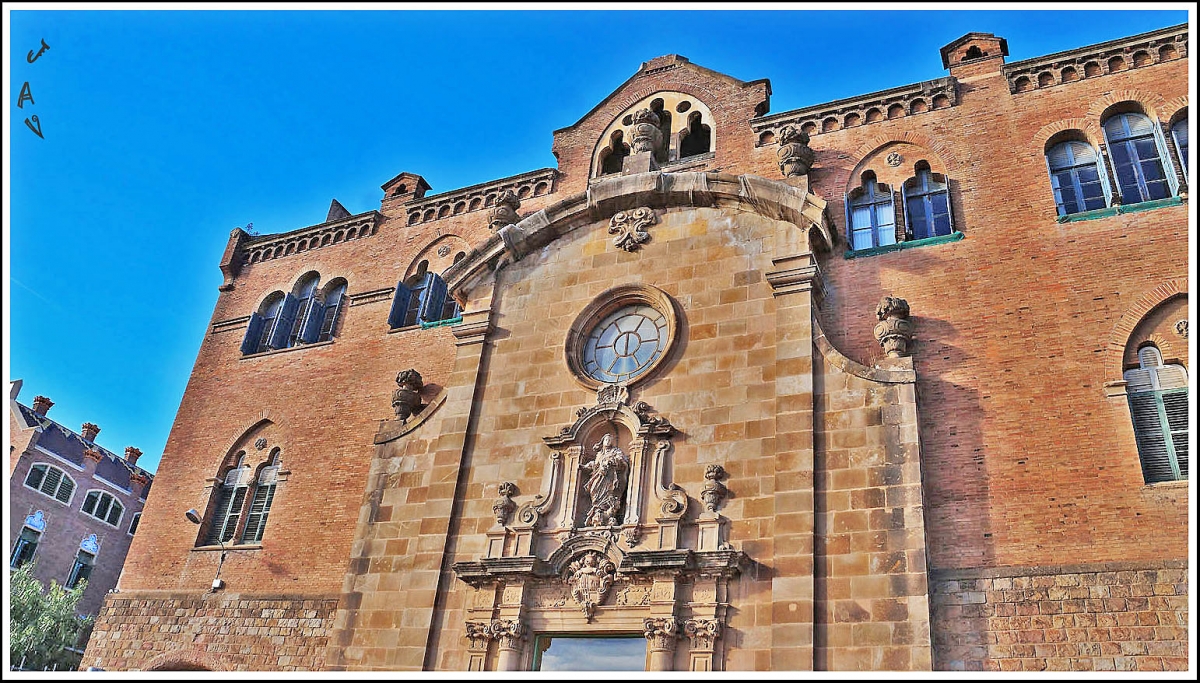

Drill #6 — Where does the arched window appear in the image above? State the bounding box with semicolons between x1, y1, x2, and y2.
81;490;124;527
679;111;711;158
1046;139;1111;216
128;512;142;536
10;517;43;569
903;162;954;240
240;450;281;544
24;463;76;504
1124;345;1188;483
205;453;253;545
845;172;897;250
1170;115;1188;177
601;131;630;176
1102;111;1178;204
66;546;96;589
388;272;461;329
242;292;284;355
316;280;348;343
286;273;321;347
242;275;350;355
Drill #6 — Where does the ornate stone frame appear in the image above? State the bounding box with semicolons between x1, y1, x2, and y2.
564;284;680;391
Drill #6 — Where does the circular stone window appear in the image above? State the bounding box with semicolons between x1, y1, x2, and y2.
566;284;679;388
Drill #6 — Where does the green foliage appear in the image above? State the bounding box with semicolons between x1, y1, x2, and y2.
8;563;92;671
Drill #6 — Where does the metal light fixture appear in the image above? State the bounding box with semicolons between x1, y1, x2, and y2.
185;508;227;591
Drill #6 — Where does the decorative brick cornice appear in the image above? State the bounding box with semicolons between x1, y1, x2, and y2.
241;211;382;266
752;76;959;142
401;168;558;228
1003;24;1187;95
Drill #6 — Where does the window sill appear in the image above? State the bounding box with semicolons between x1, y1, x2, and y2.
191;544;262;552
844;231;964;259
1056;196;1184;223
1142;479;1188;491
240;339;334;360
388;317;463;334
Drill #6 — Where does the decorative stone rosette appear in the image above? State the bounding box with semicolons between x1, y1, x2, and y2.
873;296;915;358
776;125;816;177
608;207;656;252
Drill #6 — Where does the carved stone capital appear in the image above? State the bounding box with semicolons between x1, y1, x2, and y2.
608;207;656;252
489;619;526;650
776;125;815;177
465;621;494;651
873;296;915;358
700;464;728;514
493;482;517;526
684;618;722;651
643;616;681;651
392;369;425;421
488;189;522;231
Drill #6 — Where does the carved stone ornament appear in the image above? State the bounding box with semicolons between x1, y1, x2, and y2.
629;107;663;155
465;621;494;651
873;296;915;358
493;482;517;527
608;207;656;252
886;151;904;167
565;551;617;621
437;244;452;257
643;616;681;649
684;618;722;650
776;125;816;177
392;369;425;422
1175;319;1188;339
700;464;729;513
254;437;268;451
80;533;100;554
487;189;522;231
582;434;631;527
489;619;526;650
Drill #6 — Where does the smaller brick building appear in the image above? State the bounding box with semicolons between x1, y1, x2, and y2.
8;380;154;617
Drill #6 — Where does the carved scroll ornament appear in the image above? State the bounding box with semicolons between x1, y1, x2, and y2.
608;207;656;252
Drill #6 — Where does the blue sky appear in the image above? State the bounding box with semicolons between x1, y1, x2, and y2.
5;7;1191;474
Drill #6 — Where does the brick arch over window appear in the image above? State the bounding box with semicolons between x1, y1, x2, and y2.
852;131;960;174
845;141;949;196
1086;89;1170;125
144;647;223;671
406;234;471;281
1104;278;1188;387
1162;96;1189;122
1031;117;1106;153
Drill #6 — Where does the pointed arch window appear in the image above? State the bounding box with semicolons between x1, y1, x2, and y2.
1046;139;1111;216
1102;111;1178;204
846;173;898;250
902;163;954;240
1124;345;1188;483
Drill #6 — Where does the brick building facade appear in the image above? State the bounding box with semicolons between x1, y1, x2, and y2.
82;23;1189;672
8;380;155;618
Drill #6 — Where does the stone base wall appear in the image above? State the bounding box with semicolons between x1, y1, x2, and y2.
931;561;1188;672
82;591;340;671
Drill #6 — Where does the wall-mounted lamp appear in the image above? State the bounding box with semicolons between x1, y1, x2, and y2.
185;508;227;591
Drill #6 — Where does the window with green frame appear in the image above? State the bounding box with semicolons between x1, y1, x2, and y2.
1124;345;1188;483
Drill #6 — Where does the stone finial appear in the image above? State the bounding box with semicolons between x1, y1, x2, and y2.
83;447;104;463
81;422;101;442
487;190;521;231
492;482;517;526
776;125;815;177
124;446;143;466
629;107;663;155
701;464;728;513
873;296;915;358
32;395;54;416
392;369;424;422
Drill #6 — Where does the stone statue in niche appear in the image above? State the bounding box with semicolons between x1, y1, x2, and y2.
566;551;617;621
581;434;630;527
392;369;424;422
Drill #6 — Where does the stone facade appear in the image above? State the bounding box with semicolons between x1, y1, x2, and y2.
82;23;1188;672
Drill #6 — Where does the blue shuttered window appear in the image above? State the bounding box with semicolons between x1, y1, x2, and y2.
318;283;347;342
1170;118;1188;177
1103;112;1177;204
903;168;953;240
269;294;300;350
389;274;460;329
846;178;897;250
1046;141;1111;216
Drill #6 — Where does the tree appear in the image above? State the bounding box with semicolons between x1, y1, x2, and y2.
8;564;93;671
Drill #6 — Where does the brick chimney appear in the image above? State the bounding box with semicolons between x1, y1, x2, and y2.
124;446;143;467
32;395;54;415
81;422;101;442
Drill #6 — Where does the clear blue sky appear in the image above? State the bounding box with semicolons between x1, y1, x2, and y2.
5;7;1191;474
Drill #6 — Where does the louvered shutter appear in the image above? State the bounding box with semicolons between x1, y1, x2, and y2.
388;282;414;329
1150;120;1181;196
219;486;249;542
420;275;449;324
241;313;265;355
843;192;854;247
241;483;276;544
57;475;75;503
300;299;326;343
206;487;235;545
319;291;345;341
1128;392;1175;483
42;468;63;498
25;464;46;490
1162;390;1188;478
107;500;124;526
269;294;299;349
